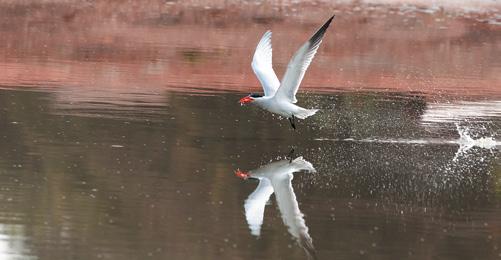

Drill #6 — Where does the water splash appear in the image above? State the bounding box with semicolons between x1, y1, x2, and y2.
315;124;500;162
453;123;498;161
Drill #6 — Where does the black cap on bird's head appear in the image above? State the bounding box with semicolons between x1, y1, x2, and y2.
249;93;263;98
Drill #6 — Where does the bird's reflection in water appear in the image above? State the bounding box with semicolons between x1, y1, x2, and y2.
235;154;317;259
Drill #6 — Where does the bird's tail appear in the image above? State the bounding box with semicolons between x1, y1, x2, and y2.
295;108;319;119
291;157;316;173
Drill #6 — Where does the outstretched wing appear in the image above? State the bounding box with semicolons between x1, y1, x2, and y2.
251;31;280;97
271;172;316;259
244;178;274;237
275;16;334;103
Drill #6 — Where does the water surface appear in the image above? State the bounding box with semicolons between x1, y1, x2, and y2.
0;1;501;259
1;89;500;259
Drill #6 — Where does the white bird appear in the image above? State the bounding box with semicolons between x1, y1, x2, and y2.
235;155;317;259
239;16;335;129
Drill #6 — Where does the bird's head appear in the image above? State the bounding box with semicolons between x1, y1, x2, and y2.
239;93;263;105
234;169;250;180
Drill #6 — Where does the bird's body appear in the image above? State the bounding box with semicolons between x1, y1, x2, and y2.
235;156;317;259
252;96;318;119
239;15;334;129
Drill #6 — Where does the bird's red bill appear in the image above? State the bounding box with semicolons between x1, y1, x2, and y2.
235;169;249;179
239;96;254;104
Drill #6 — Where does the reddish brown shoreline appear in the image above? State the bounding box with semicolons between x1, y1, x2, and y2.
0;1;500;98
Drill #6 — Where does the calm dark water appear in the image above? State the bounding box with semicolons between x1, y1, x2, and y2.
1;1;501;259
0;89;500;259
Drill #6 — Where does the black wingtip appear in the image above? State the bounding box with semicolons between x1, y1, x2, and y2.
309;15;335;46
299;235;318;260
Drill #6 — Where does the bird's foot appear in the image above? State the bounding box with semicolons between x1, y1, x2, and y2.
288;116;296;130
288;148;295;163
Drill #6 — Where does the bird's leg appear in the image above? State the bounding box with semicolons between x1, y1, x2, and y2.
288;115;296;130
288;148;295;163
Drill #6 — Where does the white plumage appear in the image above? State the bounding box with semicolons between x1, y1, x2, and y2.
237;157;316;258
240;15;334;129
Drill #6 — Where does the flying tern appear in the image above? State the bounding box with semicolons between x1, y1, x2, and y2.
235;155;316;258
239;15;335;129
